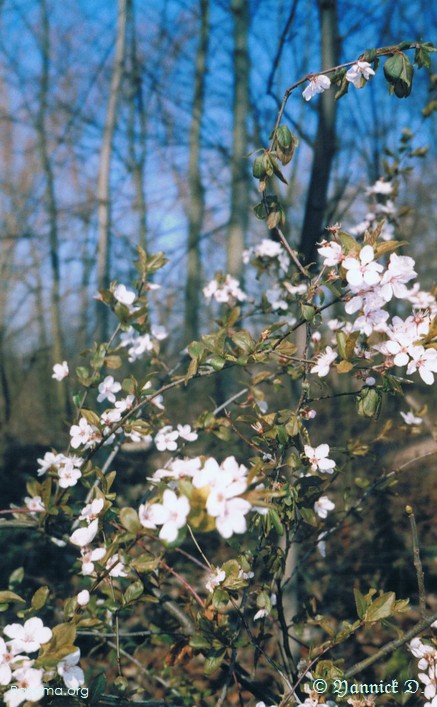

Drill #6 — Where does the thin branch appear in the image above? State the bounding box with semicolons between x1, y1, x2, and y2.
344;610;437;679
406;506;427;618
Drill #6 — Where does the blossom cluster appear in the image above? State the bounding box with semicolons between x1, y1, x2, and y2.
302;60;375;101
410;636;437;707
140;455;254;540
316;239;437;384
0;618;83;707
203;274;246;305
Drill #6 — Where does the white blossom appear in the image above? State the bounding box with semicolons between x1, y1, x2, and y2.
400;411;422;425
70;417;97;450
346;60;375;88
4;667;44;707
57;649;84;690
366;179;392;195
314;495;335;518
4;618;52;654
77;589;90;606
52;360;69;381
407;346;437;385
24;496;45;513
155;425;179;451
343;245;383;289
70;519;99;548
177;424;198;442
203;274;246;304
311;346;337;377
79;498;105;522
113;283;136;305
148;490;190;543
302;74;331;101
205;567;226;593
317;240;343;267
97;375;121;403
304;444;336;474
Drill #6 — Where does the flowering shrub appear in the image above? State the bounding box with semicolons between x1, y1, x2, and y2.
0;40;436;706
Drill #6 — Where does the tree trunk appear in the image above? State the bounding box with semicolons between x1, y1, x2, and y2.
184;0;209;343
96;0;128;341
299;0;340;265
227;0;250;279
37;0;68;417
126;0;148;252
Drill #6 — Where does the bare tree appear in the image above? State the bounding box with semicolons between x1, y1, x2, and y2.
184;0;209;343
36;0;68;415
227;0;250;279
299;0;340;265
96;0;128;340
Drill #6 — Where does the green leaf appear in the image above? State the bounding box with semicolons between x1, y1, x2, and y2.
88;673;107;704
124;579;144;605
383;53;414;98
31;586;50;611
119;507;141;533
365;591;396;622
0;590;25;604
204;650;226;675
353;588;367;619
232;330;255;354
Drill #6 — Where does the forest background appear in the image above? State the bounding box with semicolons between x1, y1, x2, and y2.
0;1;436;703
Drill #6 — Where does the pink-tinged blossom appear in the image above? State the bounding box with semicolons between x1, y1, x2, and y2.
304;444;336;474
352;307;389;337
155;425;179;452
400;411;422;425
57;649;84;690
70;519;99;548
205;567;226;593
37;451;63;476
58;463;82;489
4;618;52;654
24;496;45;513
314;495;335;519
4;667;44;707
311;346;337;377
113;283;136;306
317;240;343;267
380;253;417;302
343;245;383;289
52;360;69;381
302;74;331;101
138;503;158;529
346;60;375;88
79;498;104;522
115;394;135;413
149;490;190;543
107;553;128;578
80;547;106;575
70;417;97;449
407;346;437;385
97;375;121;404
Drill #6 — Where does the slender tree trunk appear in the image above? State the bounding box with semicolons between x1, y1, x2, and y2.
227;0;250;279
184;0;209;343
299;0;340;265
37;0;68;417
96;0;127;340
126;0;148;252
